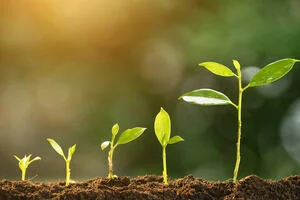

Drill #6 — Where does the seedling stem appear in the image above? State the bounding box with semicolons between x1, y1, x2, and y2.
108;133;116;179
162;145;167;184
233;65;243;183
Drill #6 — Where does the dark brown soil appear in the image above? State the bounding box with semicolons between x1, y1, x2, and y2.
0;174;299;200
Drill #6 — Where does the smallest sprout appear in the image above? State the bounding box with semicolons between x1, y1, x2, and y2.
14;154;41;181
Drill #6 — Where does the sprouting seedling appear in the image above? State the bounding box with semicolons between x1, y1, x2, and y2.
179;58;300;183
14;154;41;181
47;138;76;186
101;124;146;179
154;107;184;185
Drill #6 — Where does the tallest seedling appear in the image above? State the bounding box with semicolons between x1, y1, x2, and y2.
180;58;299;183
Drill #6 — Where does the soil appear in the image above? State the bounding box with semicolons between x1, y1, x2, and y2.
0;174;299;200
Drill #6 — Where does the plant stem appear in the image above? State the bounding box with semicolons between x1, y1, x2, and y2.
108;148;114;179
108;133;117;179
21;169;26;181
162;146;168;185
233;68;243;183
66;160;71;186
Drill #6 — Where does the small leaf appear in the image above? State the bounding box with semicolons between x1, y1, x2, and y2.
28;156;41;165
168;135;184;144
67;144;76;161
154;108;171;146
14;155;21;162
101;141;110;150
24;155;32;163
112;124;119;136
233;60;240;71
47;138;66;160
199;62;236;77
248;58;300;87
116;127;146;145
179;89;234;106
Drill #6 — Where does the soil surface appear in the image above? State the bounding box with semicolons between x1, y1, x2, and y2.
0;174;299;200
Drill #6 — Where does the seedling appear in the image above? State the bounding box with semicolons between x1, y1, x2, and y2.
154;107;184;185
47;138;76;186
180;58;299;183
101;124;146;179
14;154;41;181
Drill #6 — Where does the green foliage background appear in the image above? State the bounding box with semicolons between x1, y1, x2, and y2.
0;0;300;181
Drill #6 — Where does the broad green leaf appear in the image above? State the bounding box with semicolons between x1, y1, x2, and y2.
47;138;66;159
179;89;234;106
154;107;171;146
248;58;300;87
67;144;76;161
112;124;119;136
101;141;110;150
199;62;236;77
233;60;240;71
168;135;184;144
116;127;146;145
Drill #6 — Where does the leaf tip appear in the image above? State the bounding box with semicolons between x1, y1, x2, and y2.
198;62;205;67
112;123;119;136
233;59;240;70
46;138;53;142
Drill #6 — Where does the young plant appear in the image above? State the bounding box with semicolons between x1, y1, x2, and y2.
47;138;76;186
154;107;184;185
14;154;41;181
179;58;300;183
101;124;146;179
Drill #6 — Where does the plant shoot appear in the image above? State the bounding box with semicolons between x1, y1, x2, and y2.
47;138;76;186
154;107;184;185
180;58;299;183
101;124;146;179
14;154;41;181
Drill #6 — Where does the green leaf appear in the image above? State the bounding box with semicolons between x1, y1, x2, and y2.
101;141;110;150
168;135;184;144
112;124;119;136
154;107;171;146
248;58;300;87
179;89;234;106
47;138;66;160
199;62;236;77
116;127;146;145
14;155;21;162
233;60;240;71
67;144;76;161
28;156;41;165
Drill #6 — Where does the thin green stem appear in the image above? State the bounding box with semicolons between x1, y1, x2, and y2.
162;146;168;185
233;68;243;183
21;169;26;181
66;160;70;186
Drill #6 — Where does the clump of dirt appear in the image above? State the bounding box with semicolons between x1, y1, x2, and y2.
0;174;299;200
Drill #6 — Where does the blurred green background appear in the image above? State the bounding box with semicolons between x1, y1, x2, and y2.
0;0;300;182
